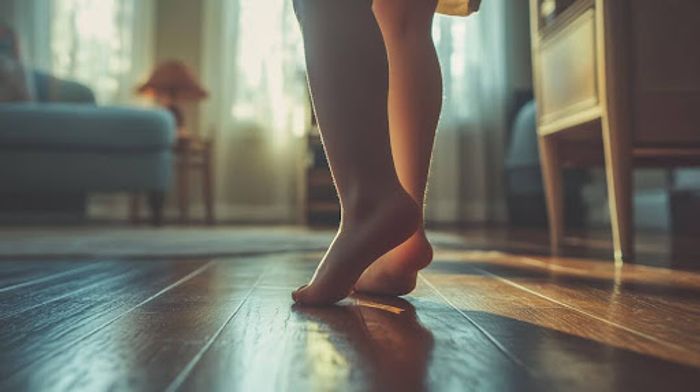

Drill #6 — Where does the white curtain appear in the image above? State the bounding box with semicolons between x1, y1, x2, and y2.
428;0;510;223
201;0;307;222
8;0;52;71
50;0;155;104
10;0;155;105
201;0;510;224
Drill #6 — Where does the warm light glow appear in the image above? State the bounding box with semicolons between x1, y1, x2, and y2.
230;0;307;139
432;13;481;125
51;0;138;103
355;298;405;315
304;321;351;387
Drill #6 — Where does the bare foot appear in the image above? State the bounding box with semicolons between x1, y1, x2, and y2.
354;228;433;296
292;190;421;305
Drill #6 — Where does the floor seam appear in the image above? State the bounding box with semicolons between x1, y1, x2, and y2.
472;266;700;361
418;273;532;373
4;260;215;383
0;267;143;321
0;263;101;293
165;263;270;392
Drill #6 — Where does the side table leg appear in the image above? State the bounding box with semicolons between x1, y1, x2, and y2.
203;147;215;225
129;194;141;224
178;151;190;224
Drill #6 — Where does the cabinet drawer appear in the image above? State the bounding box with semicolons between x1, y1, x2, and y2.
537;9;598;126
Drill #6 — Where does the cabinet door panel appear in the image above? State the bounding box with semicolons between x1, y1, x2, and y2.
538;9;598;126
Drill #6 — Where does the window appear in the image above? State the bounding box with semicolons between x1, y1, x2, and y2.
229;0;307;137
50;0;151;103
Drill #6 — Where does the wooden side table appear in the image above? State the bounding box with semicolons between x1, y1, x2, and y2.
130;135;215;225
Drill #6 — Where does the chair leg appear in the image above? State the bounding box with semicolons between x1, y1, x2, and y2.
539;135;564;256
148;191;166;227
178;150;190;224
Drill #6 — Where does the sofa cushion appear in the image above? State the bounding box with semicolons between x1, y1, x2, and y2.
32;71;96;104
0;104;175;151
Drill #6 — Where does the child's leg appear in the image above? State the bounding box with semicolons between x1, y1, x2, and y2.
292;0;420;305
356;0;442;296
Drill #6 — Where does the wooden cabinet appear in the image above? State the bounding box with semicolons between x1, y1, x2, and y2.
530;0;700;262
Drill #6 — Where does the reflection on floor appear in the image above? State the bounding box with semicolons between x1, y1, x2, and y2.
1;241;700;391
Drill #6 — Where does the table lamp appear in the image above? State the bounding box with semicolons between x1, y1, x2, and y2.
137;60;208;136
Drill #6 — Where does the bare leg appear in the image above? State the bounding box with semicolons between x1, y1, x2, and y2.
355;0;442;296
292;0;421;305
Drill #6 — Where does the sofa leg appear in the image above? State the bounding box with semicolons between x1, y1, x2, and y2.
148;191;166;227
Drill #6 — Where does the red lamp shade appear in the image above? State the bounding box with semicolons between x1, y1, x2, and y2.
137;60;208;130
137;60;208;102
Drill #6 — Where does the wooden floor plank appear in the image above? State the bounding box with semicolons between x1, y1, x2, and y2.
407;282;538;391
0;261;137;319
1;257;267;392
476;266;700;354
0;261;100;293
177;254;537;392
442;251;700;358
0;259;212;385
1;243;699;391
422;256;700;390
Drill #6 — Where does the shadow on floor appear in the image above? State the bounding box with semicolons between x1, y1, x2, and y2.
293;295;700;391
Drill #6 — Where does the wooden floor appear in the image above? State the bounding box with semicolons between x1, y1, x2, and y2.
2;235;700;391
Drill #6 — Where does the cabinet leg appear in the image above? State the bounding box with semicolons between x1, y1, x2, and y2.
539;135;564;256
602;125;634;263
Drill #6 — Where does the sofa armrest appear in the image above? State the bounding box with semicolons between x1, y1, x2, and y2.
32;71;96;104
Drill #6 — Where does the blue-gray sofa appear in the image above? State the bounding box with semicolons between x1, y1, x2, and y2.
0;72;176;225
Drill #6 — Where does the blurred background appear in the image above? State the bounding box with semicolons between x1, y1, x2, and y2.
0;0;698;264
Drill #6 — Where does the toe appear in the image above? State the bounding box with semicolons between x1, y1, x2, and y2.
291;284;308;303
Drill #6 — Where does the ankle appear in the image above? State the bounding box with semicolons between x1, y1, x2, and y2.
341;184;400;214
341;187;420;225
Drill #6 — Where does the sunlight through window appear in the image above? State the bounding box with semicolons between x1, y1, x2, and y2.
51;0;137;103
230;0;307;138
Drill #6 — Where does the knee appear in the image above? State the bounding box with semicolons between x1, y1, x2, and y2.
373;0;436;41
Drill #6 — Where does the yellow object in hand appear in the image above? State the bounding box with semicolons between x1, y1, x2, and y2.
436;0;482;16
